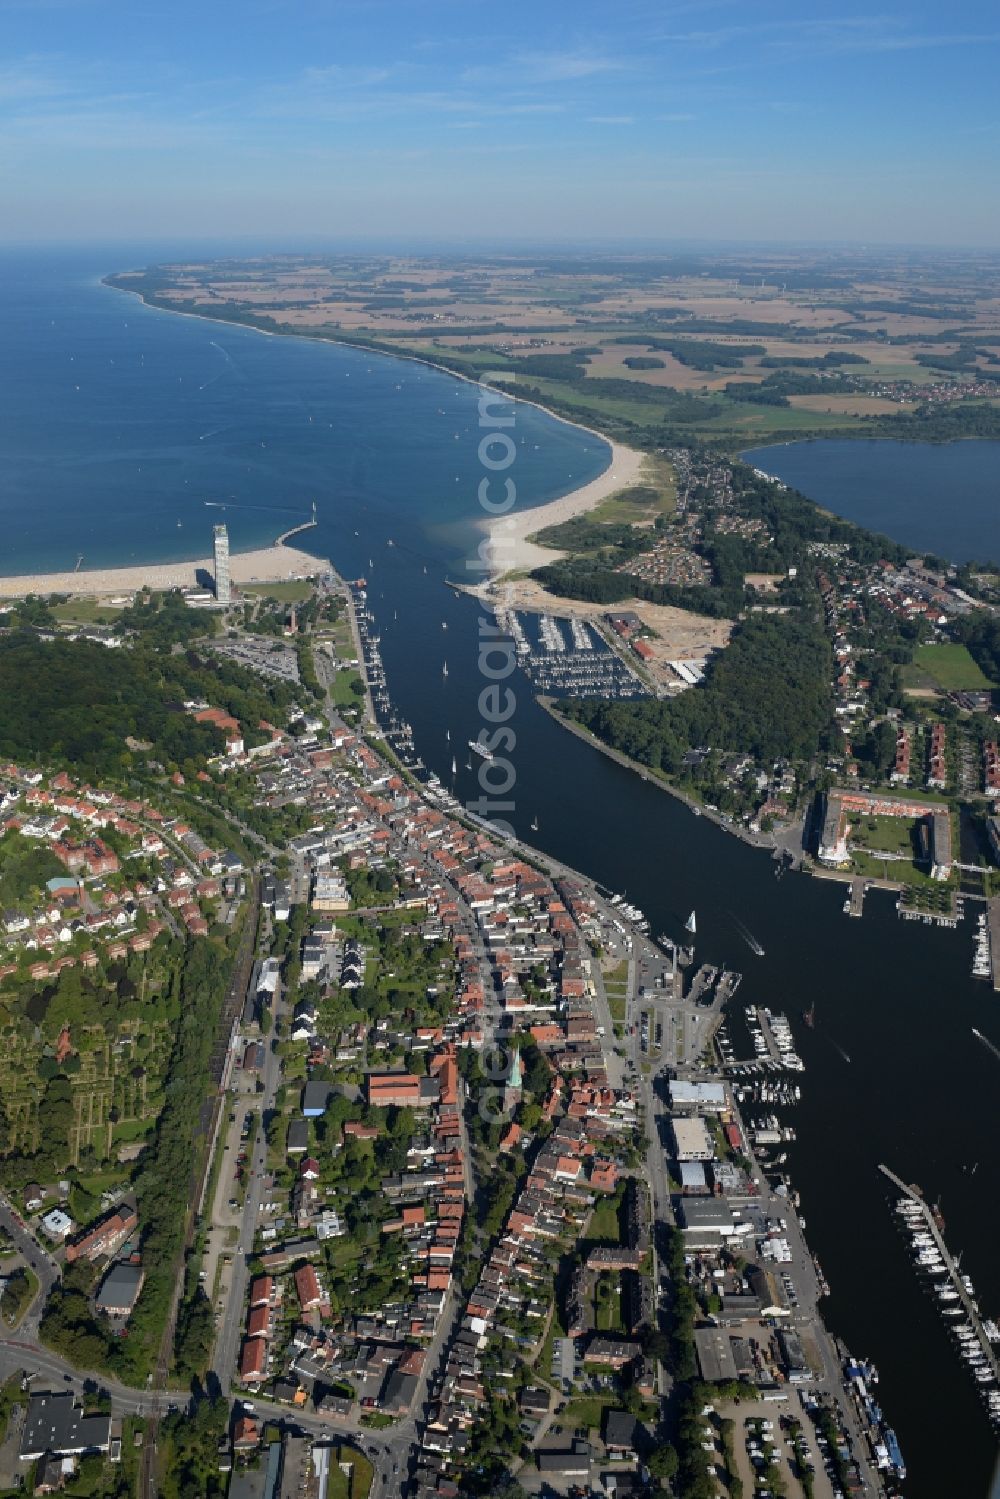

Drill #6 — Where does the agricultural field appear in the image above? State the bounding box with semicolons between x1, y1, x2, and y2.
110;249;1000;452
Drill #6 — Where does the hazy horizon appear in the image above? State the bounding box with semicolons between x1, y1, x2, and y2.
2;0;999;247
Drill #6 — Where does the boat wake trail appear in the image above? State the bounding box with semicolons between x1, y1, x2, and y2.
199;340;240;391
972;1027;1000;1065
728;913;765;957
203;499;311;516
832;1041;852;1064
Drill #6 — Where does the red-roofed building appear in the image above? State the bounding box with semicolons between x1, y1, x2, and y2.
366;1072;424;1108
294;1262;327;1314
239;1338;267;1384
590;1159;618;1192
248;1275;274;1308
246;1304;270;1339
555;1155;583;1183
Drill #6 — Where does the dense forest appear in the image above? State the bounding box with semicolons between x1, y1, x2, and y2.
0;604;298;779
561;612;833;770
954;613;1000;683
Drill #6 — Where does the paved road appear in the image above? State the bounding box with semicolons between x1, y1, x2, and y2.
0;1198;59;1340
0;1336;153;1414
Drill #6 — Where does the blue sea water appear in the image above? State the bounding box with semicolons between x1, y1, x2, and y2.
743;437;1000;563
0;248;608;576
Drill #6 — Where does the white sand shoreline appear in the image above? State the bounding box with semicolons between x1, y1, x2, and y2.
481;437;646;578
0;542;325;600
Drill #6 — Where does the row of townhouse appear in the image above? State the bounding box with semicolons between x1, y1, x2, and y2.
0;763;227;965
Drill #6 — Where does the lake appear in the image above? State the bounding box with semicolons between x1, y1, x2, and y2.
743;438;1000;563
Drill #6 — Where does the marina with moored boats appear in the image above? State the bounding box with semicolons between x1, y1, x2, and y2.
882;1163;1000;1431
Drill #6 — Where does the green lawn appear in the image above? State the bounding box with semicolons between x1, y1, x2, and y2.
331;668;366;707
328;1446;373;1499
604;959;628;1025
241;580;315;603
561;1394;615;1431
849;849;943;887
588;1196;622;1244
52;598;123;625
594;1273;623;1332
907;643;994;691
853;815;917;856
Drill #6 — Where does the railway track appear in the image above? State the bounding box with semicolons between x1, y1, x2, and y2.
140;878;261;1496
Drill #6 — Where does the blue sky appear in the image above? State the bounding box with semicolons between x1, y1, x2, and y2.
1;0;998;246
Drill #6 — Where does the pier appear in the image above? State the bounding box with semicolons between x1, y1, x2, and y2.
846;877;866;917
987;896;1000;990
878;1162;1000;1386
275;515;318;548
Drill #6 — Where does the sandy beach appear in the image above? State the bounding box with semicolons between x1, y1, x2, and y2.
0;542;324;600
483;438;646;577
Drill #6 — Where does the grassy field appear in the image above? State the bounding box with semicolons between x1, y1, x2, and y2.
604;959;628;1025
594;1272;623;1332
853;815;917;855
590;454;677;524
848;805;956;887
588;1195;622;1244
904;643;994;691
51;598;122;624
327;1446;374;1499
560;1394;616;1431
241;579;315;603
330;667;366;707
849;849;945;887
